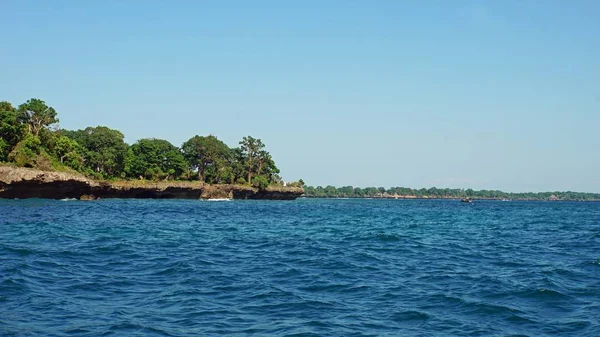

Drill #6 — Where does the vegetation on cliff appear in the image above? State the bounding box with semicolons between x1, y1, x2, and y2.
0;98;302;189
303;186;600;201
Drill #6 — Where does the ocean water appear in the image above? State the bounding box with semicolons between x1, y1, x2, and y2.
1;199;599;337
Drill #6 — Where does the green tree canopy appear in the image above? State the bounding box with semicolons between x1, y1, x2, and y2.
17;98;59;136
54;135;83;170
0;101;25;160
1;99;291;188
128;138;186;180
62;126;128;176
238;136;279;184
252;175;269;189
181;135;231;182
239;136;264;184
257;150;280;184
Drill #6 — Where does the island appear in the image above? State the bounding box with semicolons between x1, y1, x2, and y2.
2;98;598;202
0;98;304;200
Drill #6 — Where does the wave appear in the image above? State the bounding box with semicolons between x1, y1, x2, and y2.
389;310;431;322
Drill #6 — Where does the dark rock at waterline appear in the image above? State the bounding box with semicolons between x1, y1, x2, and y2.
79;194;98;201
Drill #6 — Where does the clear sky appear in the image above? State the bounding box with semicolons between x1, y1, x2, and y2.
1;1;598;192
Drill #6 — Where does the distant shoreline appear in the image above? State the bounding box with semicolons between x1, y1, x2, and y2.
300;196;600;202
301;186;600;202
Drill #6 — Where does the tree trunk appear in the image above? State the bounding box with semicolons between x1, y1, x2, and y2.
32;118;42;137
198;165;204;182
257;159;263;176
247;153;253;184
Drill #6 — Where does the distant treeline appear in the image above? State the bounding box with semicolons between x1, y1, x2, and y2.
303;186;600;201
0;98;302;189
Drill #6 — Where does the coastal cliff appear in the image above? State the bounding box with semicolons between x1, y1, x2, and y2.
0;166;303;200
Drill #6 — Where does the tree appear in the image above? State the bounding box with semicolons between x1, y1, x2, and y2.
17;98;59;136
465;188;474;197
54;135;83;169
230;147;248;184
128;138;186;180
0;101;15;112
239;136;264;184
182;135;231;182
0;101;25;160
364;187;379;196
220;166;235;184
258;151;280;183
62;126;128;176
238;136;280;185
304;185;315;196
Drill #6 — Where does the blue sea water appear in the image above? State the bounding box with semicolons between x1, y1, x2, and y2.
0;199;599;336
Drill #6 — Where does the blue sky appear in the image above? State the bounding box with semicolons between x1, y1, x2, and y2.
1;1;598;192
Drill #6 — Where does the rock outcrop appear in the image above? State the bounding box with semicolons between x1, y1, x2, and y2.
0;166;98;199
0;166;303;200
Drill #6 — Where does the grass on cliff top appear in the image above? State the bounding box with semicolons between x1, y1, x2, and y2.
0;162;303;192
0;160;81;176
107;179;206;188
104;179;303;192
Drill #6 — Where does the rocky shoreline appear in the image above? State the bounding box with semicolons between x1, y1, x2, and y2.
0;167;304;200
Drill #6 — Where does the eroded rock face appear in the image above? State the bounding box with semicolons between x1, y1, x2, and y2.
0;166;303;200
0;166;97;199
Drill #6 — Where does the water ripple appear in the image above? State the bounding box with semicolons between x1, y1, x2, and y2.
1;199;599;336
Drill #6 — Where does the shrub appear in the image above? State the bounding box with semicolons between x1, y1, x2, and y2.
8;135;42;167
252;175;269;190
33;152;53;171
0;138;8;161
220;167;235;184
